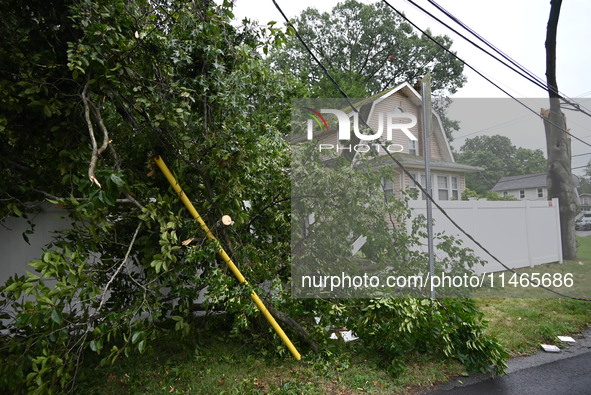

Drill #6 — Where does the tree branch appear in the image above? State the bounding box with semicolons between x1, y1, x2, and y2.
97;222;142;313
81;82;101;188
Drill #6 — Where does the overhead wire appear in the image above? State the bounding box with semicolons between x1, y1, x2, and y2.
403;0;549;94
379;0;591;150
271;0;590;301
423;0;591;118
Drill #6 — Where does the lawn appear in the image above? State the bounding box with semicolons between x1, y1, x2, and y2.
475;236;591;355
77;238;591;394
77;325;468;394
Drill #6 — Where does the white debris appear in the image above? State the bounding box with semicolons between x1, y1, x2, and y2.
541;344;561;353
340;330;359;342
557;336;576;343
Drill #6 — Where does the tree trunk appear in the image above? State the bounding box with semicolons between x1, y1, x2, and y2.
543;0;577;260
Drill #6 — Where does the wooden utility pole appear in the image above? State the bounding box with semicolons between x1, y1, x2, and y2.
542;0;577;259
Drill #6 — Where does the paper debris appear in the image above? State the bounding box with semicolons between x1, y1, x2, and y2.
340;330;359;342
541;344;561;353
328;328;359;342
557;336;576;343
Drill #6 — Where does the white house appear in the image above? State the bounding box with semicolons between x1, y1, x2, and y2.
579;192;591;212
492;172;579;202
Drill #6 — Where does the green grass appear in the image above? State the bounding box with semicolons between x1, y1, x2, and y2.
471;258;591;299
578;235;591;261
76;237;591;393
477;297;590;356
77;332;466;394
474;236;591;355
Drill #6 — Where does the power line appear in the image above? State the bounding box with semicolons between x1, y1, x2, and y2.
380;0;591;150
423;0;591;118
404;0;549;94
271;0;590;302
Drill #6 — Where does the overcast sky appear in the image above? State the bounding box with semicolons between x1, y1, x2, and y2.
231;0;591;171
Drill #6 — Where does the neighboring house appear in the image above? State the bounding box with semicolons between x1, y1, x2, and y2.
580;193;591;212
492;172;580;202
299;82;482;201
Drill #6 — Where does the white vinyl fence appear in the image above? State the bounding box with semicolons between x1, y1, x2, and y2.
0;199;564;285
0;204;70;285
408;198;563;274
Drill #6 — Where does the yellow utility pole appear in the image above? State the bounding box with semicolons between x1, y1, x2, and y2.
153;155;301;361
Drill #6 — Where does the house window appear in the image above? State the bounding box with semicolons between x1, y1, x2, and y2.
408;172;432;200
583;198;589;205
503;191;508;196
408;173;420;200
410;173;459;201
409;139;417;156
436;175;459;201
537;188;544;198
519;190;525;199
437;175;449;200
382;178;394;199
451;176;459;200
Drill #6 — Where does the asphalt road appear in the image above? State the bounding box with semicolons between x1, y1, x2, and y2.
428;328;591;395
428;351;591;394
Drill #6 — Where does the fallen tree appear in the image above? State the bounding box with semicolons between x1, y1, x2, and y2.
0;0;507;392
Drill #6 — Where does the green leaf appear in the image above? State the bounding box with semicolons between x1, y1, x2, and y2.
89;339;102;353
137;340;146;353
110;173;124;187
50;309;62;325
131;331;142;344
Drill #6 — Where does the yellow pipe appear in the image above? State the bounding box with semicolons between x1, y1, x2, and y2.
153;155;301;361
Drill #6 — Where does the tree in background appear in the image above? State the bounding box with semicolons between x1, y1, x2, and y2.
575;159;591;194
270;0;466;140
456;135;547;194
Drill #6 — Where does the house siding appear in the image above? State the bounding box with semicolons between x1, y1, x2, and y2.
502;187;547;201
366;92;421;155
365;91;445;161
429;117;445;161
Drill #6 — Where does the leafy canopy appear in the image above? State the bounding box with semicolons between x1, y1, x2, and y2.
456;135;547;194
270;0;466;98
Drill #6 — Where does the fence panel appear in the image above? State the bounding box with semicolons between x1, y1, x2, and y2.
408;198;563;274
